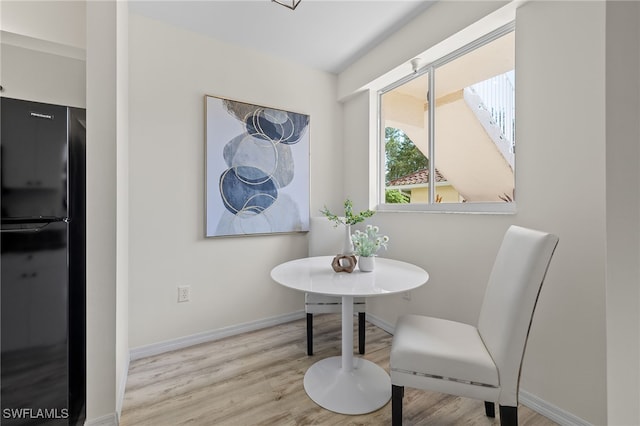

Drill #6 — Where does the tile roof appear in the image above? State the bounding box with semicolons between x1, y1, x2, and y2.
387;168;447;186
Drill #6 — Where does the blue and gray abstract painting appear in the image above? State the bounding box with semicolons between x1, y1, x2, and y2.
206;97;309;237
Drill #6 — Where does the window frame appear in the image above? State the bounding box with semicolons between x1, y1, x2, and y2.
375;22;516;214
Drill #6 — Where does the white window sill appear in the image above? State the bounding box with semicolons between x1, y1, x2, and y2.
375;202;517;215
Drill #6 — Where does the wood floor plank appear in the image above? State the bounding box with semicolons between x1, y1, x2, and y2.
121;315;558;425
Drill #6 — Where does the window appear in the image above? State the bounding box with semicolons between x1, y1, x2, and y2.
377;24;515;213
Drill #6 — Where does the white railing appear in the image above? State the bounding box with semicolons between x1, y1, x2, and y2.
469;71;515;152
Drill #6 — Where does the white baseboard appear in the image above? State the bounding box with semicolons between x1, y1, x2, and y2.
519;389;591;426
84;412;118;426
130;310;306;361
365;312;395;334
365;313;590;426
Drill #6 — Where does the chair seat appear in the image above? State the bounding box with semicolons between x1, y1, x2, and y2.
391;314;499;387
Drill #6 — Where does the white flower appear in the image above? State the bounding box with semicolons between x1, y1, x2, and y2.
350;225;389;257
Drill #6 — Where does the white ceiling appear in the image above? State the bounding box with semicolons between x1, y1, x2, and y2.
129;0;436;74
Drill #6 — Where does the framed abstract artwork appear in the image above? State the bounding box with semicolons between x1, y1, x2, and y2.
205;95;310;237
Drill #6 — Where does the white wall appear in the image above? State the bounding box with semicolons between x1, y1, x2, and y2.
0;2;86;106
515;5;607;423
115;0;130;418
0;42;85;108
337;1;508;100
86;1;123;423
127;14;342;348
340;2;608;424
605;2;640;425
1;0;86;50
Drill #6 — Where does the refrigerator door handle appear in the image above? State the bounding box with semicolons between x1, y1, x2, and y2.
1;216;70;233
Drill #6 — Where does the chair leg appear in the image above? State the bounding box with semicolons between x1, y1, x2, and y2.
485;401;496;417
306;313;313;356
499;405;518;426
392;385;404;426
358;312;366;354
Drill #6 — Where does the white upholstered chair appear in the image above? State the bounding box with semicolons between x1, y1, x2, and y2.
390;225;559;426
306;216;366;356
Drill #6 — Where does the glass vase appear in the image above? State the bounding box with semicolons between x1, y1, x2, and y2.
342;224;354;254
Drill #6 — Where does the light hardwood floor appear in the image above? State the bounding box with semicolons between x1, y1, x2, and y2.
120;315;558;426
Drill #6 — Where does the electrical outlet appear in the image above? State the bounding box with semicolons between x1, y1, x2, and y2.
402;291;411;301
178;285;191;302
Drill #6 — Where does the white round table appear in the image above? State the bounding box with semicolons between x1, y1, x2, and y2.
270;256;429;415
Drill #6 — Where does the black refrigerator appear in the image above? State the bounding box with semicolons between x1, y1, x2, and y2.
1;97;86;425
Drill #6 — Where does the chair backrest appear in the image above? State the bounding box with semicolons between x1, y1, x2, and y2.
477;225;559;405
308;216;344;256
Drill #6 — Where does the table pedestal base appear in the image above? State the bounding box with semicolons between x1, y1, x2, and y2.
303;356;391;415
